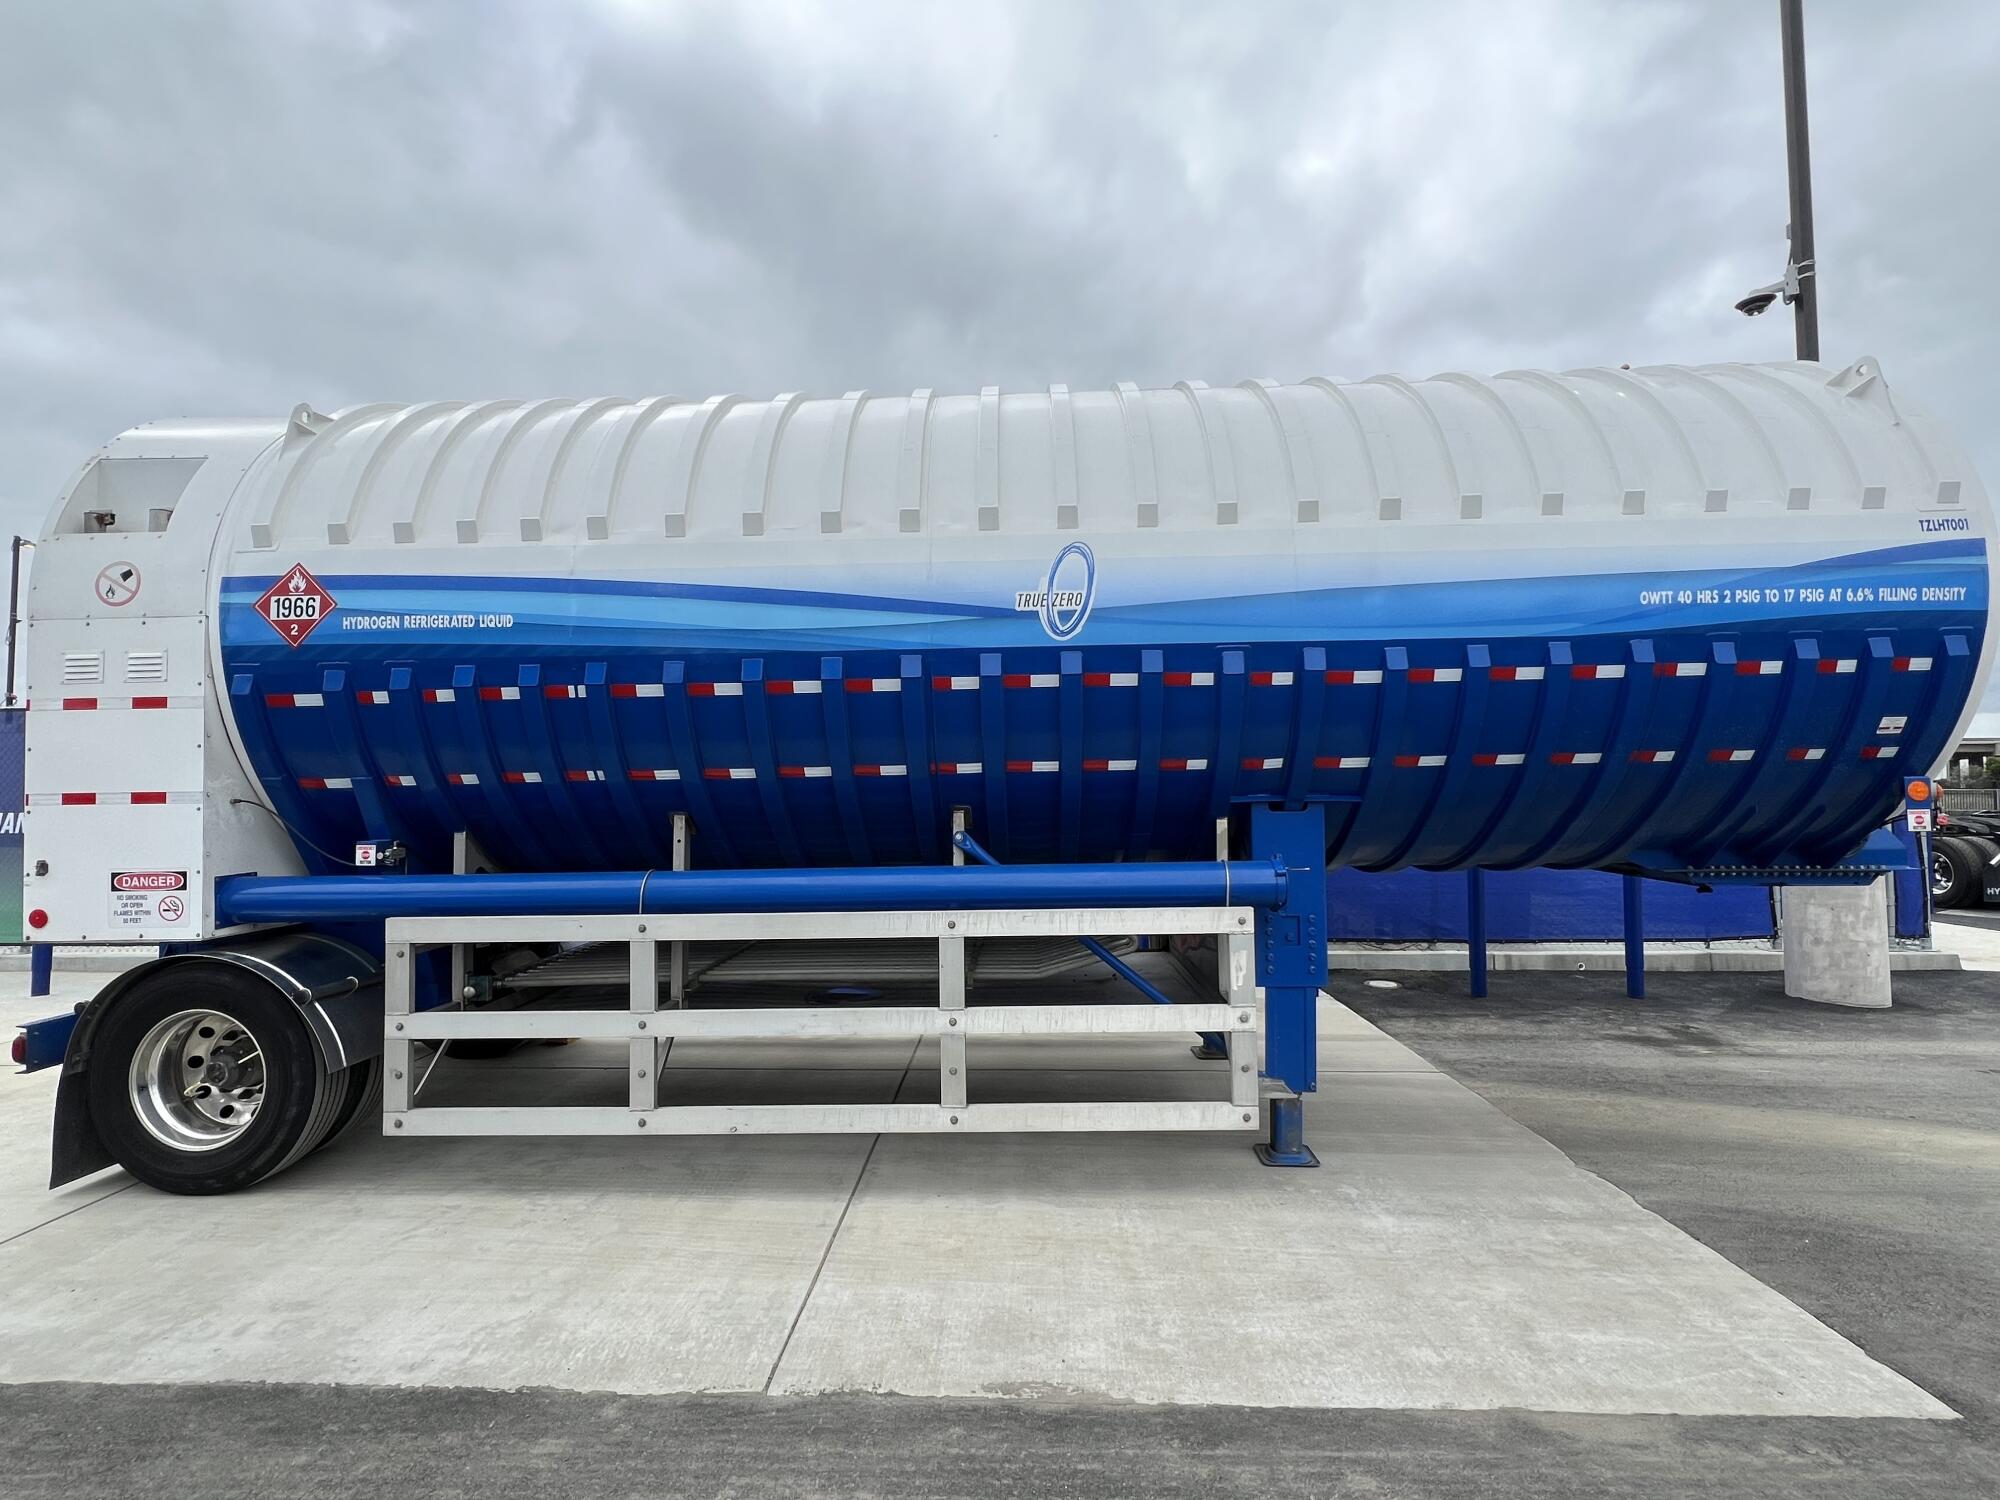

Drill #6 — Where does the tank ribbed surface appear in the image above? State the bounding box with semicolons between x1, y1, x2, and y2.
239;361;1968;549
196;360;1989;877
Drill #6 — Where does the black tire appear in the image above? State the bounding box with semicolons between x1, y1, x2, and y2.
1934;837;1977;909
86;966;335;1195
315;1055;383;1153
1960;836;2000;905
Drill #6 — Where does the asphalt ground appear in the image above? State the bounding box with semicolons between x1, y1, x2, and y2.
7;965;1997;1498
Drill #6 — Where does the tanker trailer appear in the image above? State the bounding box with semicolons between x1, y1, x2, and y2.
14;358;1992;1192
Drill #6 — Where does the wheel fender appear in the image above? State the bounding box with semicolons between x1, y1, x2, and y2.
50;933;382;1189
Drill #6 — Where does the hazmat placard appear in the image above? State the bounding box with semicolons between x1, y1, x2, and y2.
110;870;188;928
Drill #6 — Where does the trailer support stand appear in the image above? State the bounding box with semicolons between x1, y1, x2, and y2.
29;943;51;999
1250;803;1325;1168
1622;875;1646;1000
1467;869;1489;999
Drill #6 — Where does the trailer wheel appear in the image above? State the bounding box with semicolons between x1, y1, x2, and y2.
1958;836;2000;905
315;1056;383;1153
1933;837;1977;909
86;966;341;1195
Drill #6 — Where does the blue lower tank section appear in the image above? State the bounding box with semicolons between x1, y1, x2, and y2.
219;546;1987;878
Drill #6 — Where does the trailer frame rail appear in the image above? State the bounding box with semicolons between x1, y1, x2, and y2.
382;905;1267;1138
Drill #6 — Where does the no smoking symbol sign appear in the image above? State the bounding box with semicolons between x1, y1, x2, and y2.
157;894;186;923
96;562;141;607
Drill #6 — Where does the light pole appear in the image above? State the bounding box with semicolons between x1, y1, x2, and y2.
1779;0;1818;360
1735;0;1819;361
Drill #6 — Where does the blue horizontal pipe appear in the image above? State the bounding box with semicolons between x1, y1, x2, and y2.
213;860;1289;926
951;829;1187;1010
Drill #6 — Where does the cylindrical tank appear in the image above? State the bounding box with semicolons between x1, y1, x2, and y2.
121;359;2000;875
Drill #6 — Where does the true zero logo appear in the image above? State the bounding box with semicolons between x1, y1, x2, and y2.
1015;542;1096;641
256;564;337;646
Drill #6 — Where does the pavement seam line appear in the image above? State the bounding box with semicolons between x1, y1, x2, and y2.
0;1180;138;1251
760;1036;920;1394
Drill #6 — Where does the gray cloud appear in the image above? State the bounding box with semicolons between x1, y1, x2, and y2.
2;0;1994;545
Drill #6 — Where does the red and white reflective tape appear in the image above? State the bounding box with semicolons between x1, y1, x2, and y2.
844;677;902;694
34;790;189;806
356;690;392;705
1249;670;1295;687
703;766;756;779
1489;666;1544;682
628;769;681;782
1002;673;1061;689
1393;754;1449;768
296;777;356;790
1571;664;1627;680
610;683;666;699
1473;752;1526;766
765;679;824;695
933;761;984;774
932;675;980;691
1787;747;1826;761
779;765;834;779
1082;672;1139;687
1817;659;1858;675
1893;656;1933;672
1159;757;1209;771
1549;751;1602;766
1162;671;1216;687
479;686;523;701
687;682;744;698
566;769;607;782
854;763;908;777
424;688;458;703
1082;758;1139;772
1708;748;1756;763
1407;668;1463;684
263;692;325;708
1315;755;1372;769
43;695;190;711
387;774;418;787
1860;745;1898;759
1654;662;1708;678
447;771;480;785
1324;669;1384;685
1629;749;1676;764
1240;756;1285;771
501;770;543;784
544;684;589;700
1004;759;1060;773
1735;660;1783;676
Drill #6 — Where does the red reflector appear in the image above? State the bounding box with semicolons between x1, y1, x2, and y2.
131;791;168;805
9;1034;25;1066
131;696;169;710
59;792;96;806
27;909;48;930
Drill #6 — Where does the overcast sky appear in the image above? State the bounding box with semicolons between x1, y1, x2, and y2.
1;0;1994;545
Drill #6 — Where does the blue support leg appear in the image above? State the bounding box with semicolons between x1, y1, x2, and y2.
30;943;52;999
1258;1095;1319;1168
1622;874;1646;1000
1467;868;1489;999
1247;803;1326;1167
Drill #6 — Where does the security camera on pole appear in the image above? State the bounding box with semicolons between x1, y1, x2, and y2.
1737;0;1819;358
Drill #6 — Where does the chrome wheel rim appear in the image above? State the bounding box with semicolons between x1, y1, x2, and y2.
1932;852;1954;897
128;1009;266;1152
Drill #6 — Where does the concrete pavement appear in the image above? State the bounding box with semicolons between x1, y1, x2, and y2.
0;963;1948;1417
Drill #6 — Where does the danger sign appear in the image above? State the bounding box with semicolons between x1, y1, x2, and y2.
110;871;188;928
256;564;337;646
